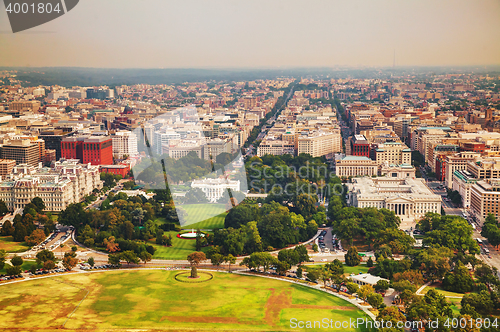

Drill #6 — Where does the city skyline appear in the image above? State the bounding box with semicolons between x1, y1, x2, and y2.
1;0;500;68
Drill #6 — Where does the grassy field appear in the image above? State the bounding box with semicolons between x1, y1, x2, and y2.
148;231;209;260
178;203;227;229
0;236;29;253
304;263;370;276
0;270;369;331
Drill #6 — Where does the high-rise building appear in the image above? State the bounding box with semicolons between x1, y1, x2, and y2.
61;137;86;161
471;179;500;223
39;130;74;160
350;135;371;157
374;142;411;165
0;159;16;177
0;140;40;167
82;137;113;165
8;100;41;112
112;131;138;159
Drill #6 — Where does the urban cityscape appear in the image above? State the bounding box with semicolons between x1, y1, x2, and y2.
1;0;500;331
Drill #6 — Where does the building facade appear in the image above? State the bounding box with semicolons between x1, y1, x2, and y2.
471;179;500;223
0;160;102;212
112;131;138;159
191;178;241;203
335;156;379;177
347;177;441;227
0;140;40;167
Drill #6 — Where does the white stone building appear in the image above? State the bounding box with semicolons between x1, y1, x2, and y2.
191;178;241;203
335;156;379;177
112;131;138;159
347;176;441;228
0;160;102;212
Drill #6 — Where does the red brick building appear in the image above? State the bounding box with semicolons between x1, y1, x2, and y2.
100;164;130;178
61;136;113;165
350;135;371;157
83;137;113;165
61;137;85;160
460;142;485;154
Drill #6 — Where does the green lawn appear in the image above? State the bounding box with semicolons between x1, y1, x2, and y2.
447;297;462;315
178;203;227;229
0;259;40;274
149;231;209;260
422;286;465;298
0;270;368;331
0;236;30;253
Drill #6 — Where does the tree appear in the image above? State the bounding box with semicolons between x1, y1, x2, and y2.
211;253;224;271
224;254;236;272
58;203;88;230
187;252;206;278
278;249;299;267
274;260;290;275
374;280;390;294
312;243;318;252
0;200;8;217
442;261;474;293
306;269;319;282
346;282;359;295
345;246;361;266
25;229;46;246
195;229;202;251
87;257;95;267
319;267;332;288
296;267;303;278
108;253;121;266
406;289;452;329
36;249;56;265
43;260;56;270
120;251;139;265
294;245;309;265
156;229;165;245
366;256;374;267
6;265;21;275
392;280;417;294
461;290;494;316
1;220;14;236
357;284;375;302
139;251;152;264
377;307;406;332
31;197;45;212
0;249;6;270
104;236;119;253
62;253;78;270
367;292;384;309
12;223;27;242
11;255;23;267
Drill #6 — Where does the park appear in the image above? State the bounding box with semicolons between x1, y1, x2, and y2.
0;269;369;331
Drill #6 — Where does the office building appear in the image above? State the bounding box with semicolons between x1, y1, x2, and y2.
0;140;40;167
335;156;379;177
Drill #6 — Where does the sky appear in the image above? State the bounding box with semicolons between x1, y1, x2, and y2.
0;0;499;68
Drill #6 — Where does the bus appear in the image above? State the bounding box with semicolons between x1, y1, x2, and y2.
476;238;483;245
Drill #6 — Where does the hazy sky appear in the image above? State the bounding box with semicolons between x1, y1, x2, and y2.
0;0;499;68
